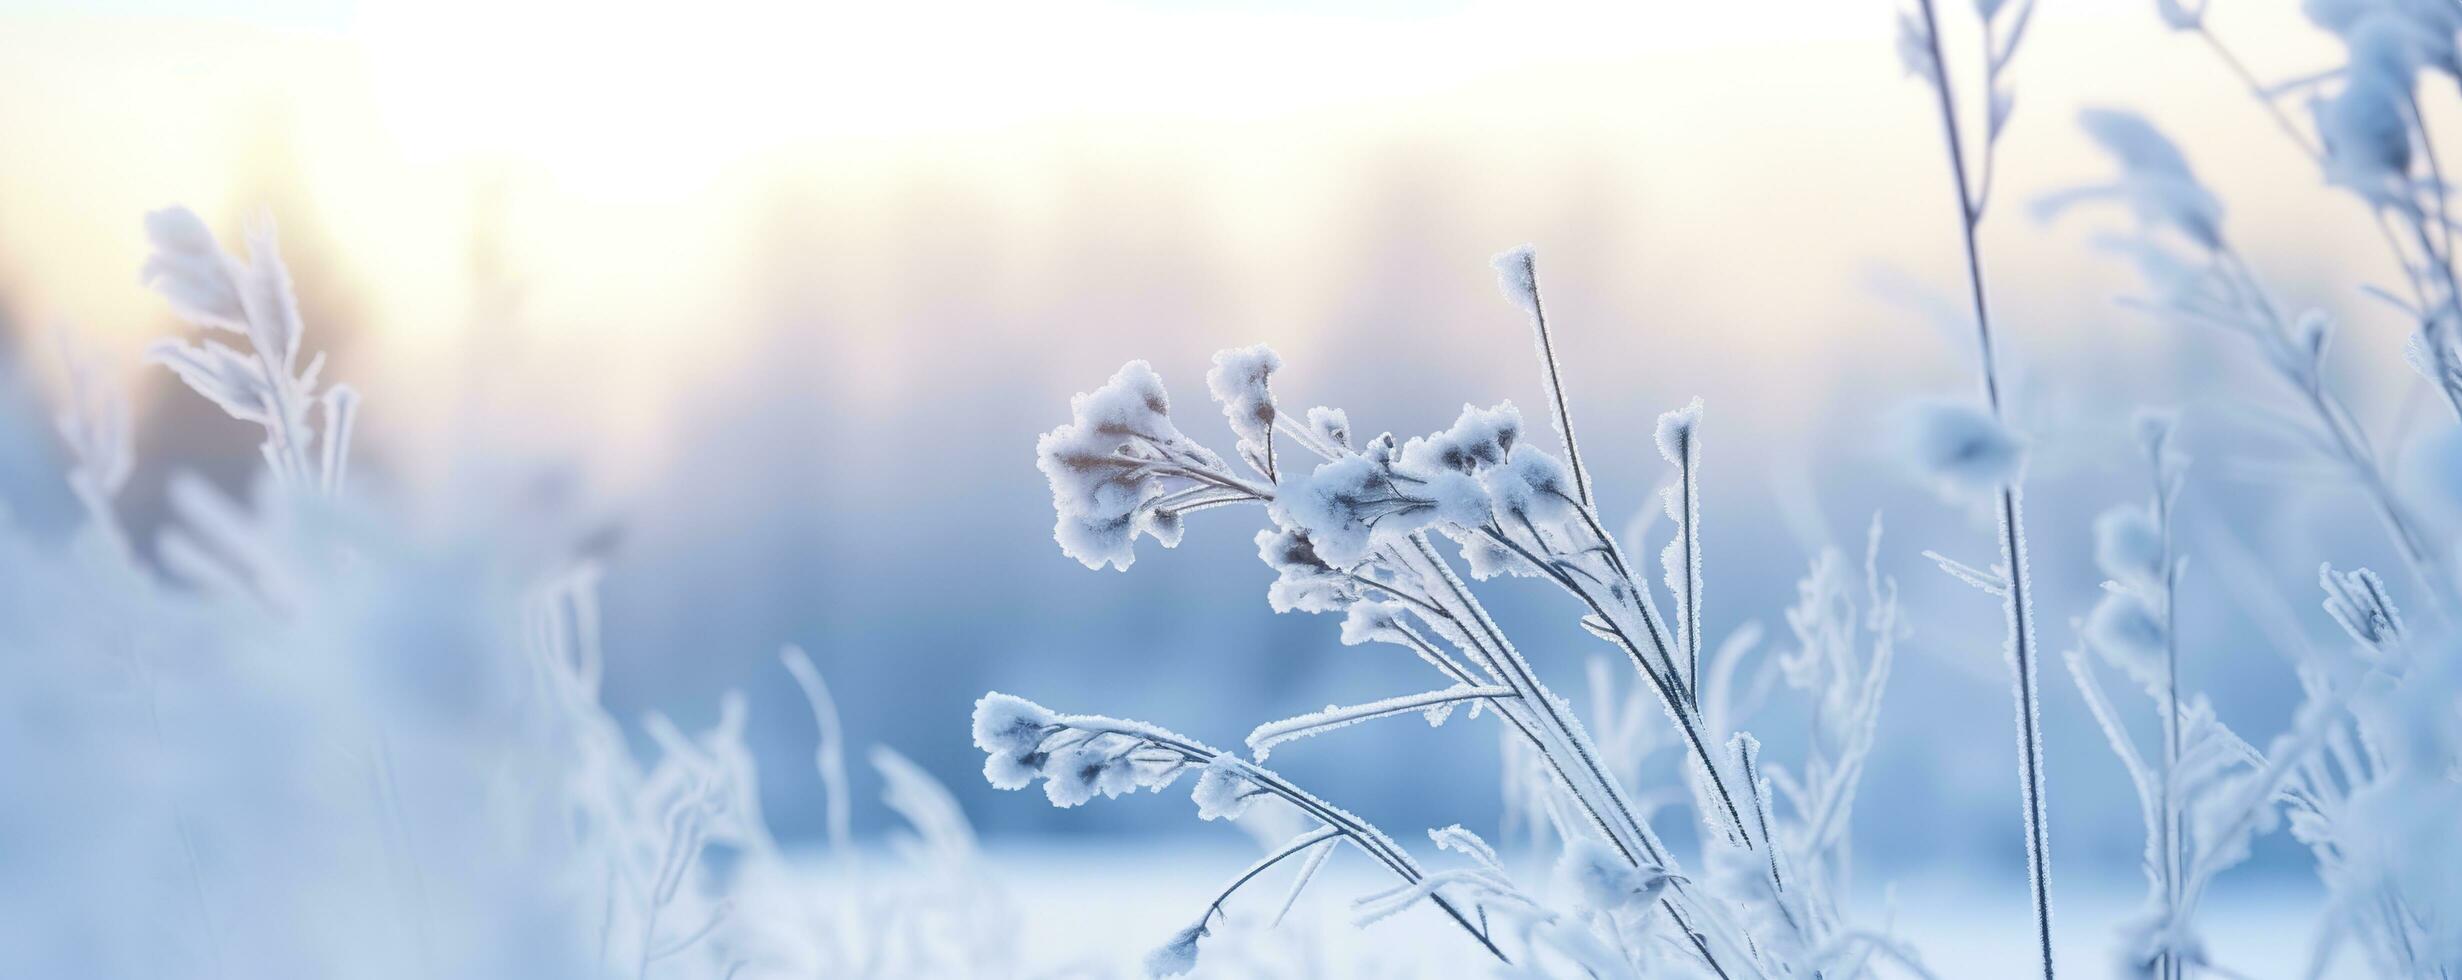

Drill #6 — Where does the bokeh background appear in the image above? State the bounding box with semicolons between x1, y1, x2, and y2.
0;0;2444;962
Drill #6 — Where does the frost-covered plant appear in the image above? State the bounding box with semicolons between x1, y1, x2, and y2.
2039;104;2450;602
1898;1;2056;973
142;206;358;492
1004;246;1929;977
2044;9;2462;972
2060;413;2276;980
6;209;1015;979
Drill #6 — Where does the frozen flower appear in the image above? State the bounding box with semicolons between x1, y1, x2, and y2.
1097;751;1146;797
972;693;1056;757
1306;405;1352;451
1190;754;1260;821
1401;403;1523;474
1480;444;1577;528
1037;361;1225;571
2094;505;2165;589
1558;836;1674;912
1273;454;1487;568
1206;344;1282;474
1899;399;2025;498
1040;744;1111;808
983;749;1041;791
1257;527;1356;613
1362;430;1400;464
1144;923;1207;977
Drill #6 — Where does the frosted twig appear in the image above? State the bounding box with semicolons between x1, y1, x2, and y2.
1246;685;1514;760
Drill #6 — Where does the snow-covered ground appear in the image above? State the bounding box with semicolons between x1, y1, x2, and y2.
948;842;2353;978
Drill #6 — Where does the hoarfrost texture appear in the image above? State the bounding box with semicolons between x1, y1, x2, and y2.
7;211;1018;979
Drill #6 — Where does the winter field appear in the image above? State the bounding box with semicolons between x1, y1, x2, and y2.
5;0;2462;977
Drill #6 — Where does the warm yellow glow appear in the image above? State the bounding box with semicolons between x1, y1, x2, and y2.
0;0;2429;493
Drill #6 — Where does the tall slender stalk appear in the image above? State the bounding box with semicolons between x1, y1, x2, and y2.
1912;2;2055;975
2151;458;2184;980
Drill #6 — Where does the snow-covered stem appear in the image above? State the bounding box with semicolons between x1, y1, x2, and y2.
1659;398;1706;705
781;646;852;855
1246;685;1514;760
1496;246;1596;509
977;697;1507;963
2155;465;2187;980
1910;1;2055;974
1195;826;1342;929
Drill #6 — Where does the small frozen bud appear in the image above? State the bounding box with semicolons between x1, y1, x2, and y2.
972;693;1056;757
1480;444;1577;526
1040;744;1110;808
1144;923;1207;978
1074;360;1174;437
1206;344;1281;468
2293;310;2332;366
1306;406;1352;450
1141;506;1185;549
2131;408;2178;463
2317;73;2412;195
1037;360;1221;571
1654;397;1703;466
1899;399;2025;498
1364;431;1400;464
1403;403;1523;474
983;750;1041;791
1491;245;1539;314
